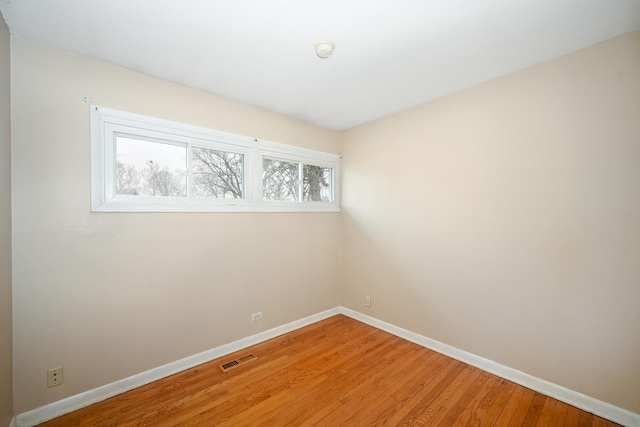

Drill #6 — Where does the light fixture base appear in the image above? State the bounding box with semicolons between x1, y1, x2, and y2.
315;40;335;59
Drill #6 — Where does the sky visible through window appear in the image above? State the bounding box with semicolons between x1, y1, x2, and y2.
116;136;186;171
116;136;187;196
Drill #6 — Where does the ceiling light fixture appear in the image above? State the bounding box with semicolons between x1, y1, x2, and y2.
315;40;335;59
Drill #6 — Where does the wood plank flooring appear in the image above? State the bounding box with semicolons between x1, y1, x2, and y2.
39;315;621;426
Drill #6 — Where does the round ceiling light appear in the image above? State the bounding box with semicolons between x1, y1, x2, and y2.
315;40;335;59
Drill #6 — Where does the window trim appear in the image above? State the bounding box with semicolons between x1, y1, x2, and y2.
91;106;340;212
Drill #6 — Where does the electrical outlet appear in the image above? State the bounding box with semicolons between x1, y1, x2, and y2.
47;367;63;388
365;296;371;307
251;312;262;321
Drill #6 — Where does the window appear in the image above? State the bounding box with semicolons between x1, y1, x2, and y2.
191;147;244;199
91;106;340;212
303;165;332;202
116;135;187;197
262;158;334;203
263;158;299;202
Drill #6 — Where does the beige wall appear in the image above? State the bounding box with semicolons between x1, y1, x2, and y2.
11;37;341;413
341;31;640;413
0;10;13;427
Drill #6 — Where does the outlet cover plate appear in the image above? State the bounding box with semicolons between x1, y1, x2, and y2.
47;367;63;387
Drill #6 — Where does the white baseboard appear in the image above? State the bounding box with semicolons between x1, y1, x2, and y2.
338;307;640;427
15;307;340;427
15;306;640;427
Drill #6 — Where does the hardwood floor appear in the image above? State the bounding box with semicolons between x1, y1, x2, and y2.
39;315;621;426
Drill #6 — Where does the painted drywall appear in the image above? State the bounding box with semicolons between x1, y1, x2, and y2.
11;37;341;414
341;30;640;414
0;10;13;427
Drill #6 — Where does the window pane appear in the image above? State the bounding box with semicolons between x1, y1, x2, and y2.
191;147;244;199
116;136;187;197
303;165;332;202
262;158;299;201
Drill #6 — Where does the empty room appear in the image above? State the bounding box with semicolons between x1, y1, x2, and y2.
1;1;639;426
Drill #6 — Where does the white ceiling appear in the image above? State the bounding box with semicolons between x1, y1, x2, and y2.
1;0;640;130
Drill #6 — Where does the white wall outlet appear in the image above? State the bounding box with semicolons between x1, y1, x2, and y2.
47;367;63;388
251;312;263;321
365;296;371;307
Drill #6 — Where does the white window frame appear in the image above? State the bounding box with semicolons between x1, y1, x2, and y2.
91;106;340;212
